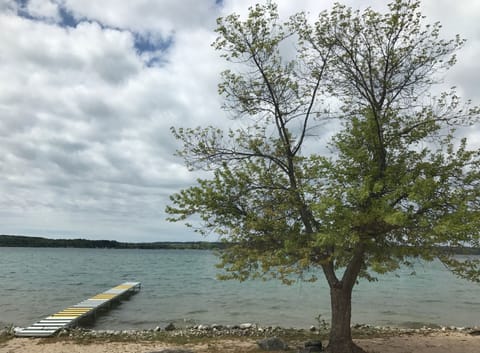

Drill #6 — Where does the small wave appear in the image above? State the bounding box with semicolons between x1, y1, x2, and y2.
121;319;154;326
186;309;208;315
463;301;480;305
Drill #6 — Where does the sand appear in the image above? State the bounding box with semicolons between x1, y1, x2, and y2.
1;332;480;353
357;331;480;353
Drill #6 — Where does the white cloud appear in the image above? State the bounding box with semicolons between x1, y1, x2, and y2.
26;0;59;22
0;0;479;242
62;0;220;34
0;12;206;241
0;0;18;13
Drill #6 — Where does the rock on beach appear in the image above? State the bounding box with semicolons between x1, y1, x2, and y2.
164;323;176;331
299;340;323;352
257;336;289;351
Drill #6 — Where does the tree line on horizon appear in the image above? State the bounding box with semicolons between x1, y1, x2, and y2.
1;235;478;254
0;234;225;250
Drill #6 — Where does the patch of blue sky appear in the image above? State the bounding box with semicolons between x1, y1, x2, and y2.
14;0;174;67
58;5;79;28
14;0;36;20
134;32;174;53
14;0;79;27
134;33;175;67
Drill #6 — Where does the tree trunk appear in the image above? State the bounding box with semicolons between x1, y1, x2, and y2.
325;286;366;353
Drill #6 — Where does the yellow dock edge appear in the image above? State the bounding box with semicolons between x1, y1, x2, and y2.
14;281;141;337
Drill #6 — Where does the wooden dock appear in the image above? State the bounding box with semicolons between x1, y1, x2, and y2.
14;282;141;337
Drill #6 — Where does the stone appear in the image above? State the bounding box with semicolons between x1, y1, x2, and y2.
305;340;322;348
257;337;288;351
197;324;210;330
240;323;254;329
301;340;323;352
164;323;176;331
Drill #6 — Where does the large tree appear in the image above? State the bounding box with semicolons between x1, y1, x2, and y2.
167;1;480;352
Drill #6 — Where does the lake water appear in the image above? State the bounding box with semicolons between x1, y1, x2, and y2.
0;247;479;330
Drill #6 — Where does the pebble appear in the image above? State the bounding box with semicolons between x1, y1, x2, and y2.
164;323;176;331
19;323;479;341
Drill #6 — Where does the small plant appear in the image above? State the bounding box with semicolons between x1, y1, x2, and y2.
0;325;14;344
315;314;330;333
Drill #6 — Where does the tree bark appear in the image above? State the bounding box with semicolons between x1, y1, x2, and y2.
325;286;366;353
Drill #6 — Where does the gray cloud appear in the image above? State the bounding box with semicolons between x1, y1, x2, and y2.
61;0;221;33
0;0;479;242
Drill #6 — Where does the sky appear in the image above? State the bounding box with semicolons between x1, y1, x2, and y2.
0;0;479;242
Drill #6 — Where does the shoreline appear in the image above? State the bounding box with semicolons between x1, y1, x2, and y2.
3;322;480;339
2;324;480;353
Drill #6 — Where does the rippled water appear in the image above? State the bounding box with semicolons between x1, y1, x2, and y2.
0;247;479;330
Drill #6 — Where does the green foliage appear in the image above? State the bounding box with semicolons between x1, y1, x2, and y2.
167;0;480;290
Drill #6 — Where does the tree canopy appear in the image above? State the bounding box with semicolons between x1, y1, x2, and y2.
167;1;480;352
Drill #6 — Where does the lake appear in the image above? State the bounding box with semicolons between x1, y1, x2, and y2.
0;247;479;330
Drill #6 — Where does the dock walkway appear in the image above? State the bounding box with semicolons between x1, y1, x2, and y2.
15;281;141;337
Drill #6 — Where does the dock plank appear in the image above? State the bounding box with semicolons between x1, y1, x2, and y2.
14;282;140;337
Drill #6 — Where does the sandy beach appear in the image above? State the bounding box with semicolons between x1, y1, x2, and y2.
1;331;480;353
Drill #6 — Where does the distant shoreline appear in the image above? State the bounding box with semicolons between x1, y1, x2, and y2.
1;234;479;254
0;234;225;250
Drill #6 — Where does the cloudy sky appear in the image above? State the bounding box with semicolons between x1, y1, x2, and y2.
1;0;479;242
